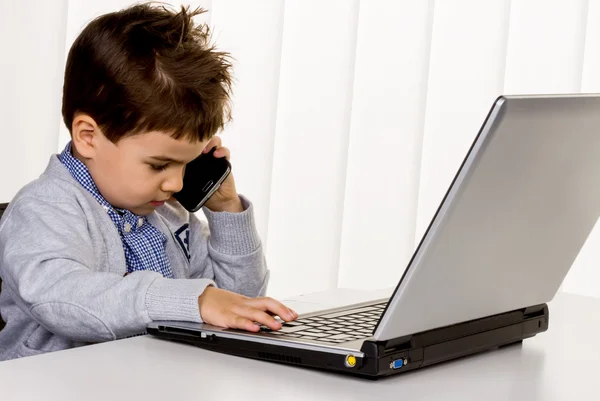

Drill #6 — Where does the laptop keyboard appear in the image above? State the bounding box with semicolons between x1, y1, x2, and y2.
260;302;387;344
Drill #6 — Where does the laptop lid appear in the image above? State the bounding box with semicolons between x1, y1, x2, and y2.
374;94;600;341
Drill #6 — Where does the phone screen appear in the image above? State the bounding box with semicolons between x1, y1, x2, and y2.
173;147;231;212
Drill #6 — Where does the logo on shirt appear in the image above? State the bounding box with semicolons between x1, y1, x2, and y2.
174;224;190;260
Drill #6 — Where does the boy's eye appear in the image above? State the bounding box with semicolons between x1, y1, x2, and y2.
150;163;169;171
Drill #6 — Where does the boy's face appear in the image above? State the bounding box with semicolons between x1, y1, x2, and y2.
72;115;208;215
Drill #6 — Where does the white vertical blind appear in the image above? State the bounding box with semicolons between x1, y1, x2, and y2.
266;0;360;298
416;0;512;241
503;0;589;94
338;0;435;290
581;0;600;91
2;0;600;299
210;0;285;243
0;0;68;200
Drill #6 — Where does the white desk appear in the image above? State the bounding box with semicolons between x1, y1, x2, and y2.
0;289;599;401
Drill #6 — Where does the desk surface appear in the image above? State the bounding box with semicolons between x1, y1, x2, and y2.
0;288;599;401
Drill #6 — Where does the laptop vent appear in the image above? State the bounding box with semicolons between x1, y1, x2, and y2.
258;351;302;364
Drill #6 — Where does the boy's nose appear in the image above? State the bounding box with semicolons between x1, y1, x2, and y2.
161;172;184;194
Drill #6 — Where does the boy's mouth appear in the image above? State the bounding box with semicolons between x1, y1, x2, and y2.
150;200;166;207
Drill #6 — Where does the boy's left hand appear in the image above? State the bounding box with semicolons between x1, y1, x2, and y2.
201;136;244;213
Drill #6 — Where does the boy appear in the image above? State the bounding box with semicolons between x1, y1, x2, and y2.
0;3;296;361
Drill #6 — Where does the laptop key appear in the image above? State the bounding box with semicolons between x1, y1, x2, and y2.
326;333;360;341
308;330;334;336
292;331;331;338
278;325;310;334
319;310;363;319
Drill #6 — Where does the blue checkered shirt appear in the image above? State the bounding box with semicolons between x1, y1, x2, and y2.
58;142;174;278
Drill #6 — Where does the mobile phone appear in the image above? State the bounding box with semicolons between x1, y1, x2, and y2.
173;147;231;212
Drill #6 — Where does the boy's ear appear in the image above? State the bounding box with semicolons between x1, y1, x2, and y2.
71;113;100;159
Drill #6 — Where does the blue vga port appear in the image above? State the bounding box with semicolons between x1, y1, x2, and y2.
390;358;407;369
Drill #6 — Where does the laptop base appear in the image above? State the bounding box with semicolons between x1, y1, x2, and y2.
147;303;548;379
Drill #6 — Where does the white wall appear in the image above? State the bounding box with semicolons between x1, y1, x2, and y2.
1;0;599;299
0;0;68;201
338;0;434;290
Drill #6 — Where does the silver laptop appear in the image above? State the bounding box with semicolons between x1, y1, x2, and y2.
148;94;600;378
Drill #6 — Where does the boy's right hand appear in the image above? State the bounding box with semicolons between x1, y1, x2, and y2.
197;286;298;332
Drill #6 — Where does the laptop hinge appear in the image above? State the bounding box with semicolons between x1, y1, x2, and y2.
361;303;548;356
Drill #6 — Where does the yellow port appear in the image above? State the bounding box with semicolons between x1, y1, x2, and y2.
345;354;357;368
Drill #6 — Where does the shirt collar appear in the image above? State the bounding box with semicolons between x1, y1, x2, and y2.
58;141;138;222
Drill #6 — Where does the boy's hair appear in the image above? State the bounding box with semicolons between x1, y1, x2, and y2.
62;3;233;143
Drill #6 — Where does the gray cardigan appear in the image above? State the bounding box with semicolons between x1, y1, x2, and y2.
0;155;268;361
